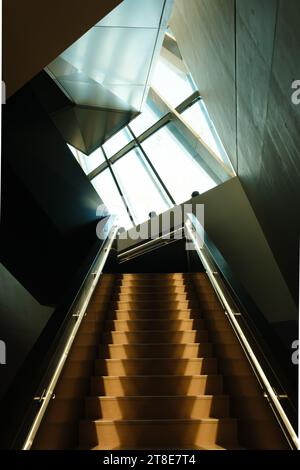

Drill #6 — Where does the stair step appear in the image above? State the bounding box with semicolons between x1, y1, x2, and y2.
79;418;238;449
115;286;196;294
110;300;200;309
101;330;209;344
112;293;197;301
94;357;218;375
85;395;230;420
106;310;202;321
116;281;195;288
104;319;206;331
75;330;210;346
99;342;213;359
90;375;223;396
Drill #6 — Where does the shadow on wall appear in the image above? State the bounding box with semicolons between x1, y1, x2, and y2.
0;263;54;400
1;79;102;304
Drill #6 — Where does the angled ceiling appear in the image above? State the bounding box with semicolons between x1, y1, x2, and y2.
31;71;137;156
40;0;174;154
3;0;122;98
46;0;174;114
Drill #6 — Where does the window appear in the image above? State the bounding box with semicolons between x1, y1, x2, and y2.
68;144;105;174
102;127;132;158
113;147;171;225
142;123;216;205
151;56;195;108
129;96;163;137
91;169;133;230
182;100;230;165
89;30;234;231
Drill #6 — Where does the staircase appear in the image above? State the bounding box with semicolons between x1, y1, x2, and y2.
33;273;288;450
80;273;238;450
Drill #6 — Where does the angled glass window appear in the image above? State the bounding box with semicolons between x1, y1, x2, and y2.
91;169;133;230
113;147;171;225
142;123;216;205
181;100;232;168
68;144;105;175
102;127;132;158
151;56;195;108
129;95;163;137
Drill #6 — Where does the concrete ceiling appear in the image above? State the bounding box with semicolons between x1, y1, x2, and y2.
170;0;300;304
3;0;122;98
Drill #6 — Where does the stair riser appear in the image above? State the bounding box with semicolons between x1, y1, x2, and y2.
95;358;218;376
106;311;202;321
116;281;195;288
109;301;200;310
112;294;197;301
75;331;210;346
90;376;223;396
101;331;209;344
99;343;213;359
115;287;196;294
85;396;230;420
79;419;238;448
104;319;206;331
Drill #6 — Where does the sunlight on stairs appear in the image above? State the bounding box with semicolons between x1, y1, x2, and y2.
79;273;240;450
33;273;288;450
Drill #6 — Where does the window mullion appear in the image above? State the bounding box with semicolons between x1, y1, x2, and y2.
101;147;137;226
127;125;176;207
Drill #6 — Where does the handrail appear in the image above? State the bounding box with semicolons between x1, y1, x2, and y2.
21;217;118;450
118;227;184;263
185;213;299;450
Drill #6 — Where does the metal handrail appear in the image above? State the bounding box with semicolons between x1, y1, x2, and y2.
118;227;184;263
22;219;118;450
185;213;299;450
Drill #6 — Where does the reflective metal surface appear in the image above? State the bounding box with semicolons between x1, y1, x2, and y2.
47;0;174;114
52;105;136;156
44;0;174;154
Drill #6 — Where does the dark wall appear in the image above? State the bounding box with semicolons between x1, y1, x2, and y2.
170;0;300;302
1;81;103;304
3;0;122;97
0;263;54;399
106;239;194;274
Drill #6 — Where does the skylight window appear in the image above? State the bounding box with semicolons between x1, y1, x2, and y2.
91;169;133;230
102;127;132;158
69;31;235;230
113;148;171;225
68;144;105;174
151;56;195;108
142;123;216;205
129;95;163;137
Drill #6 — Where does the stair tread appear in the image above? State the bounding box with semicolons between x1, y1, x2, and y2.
82;417;236;424
96;357;214;362
102;342;210;347
86;394;227;399
104;329;200;333
92;374;221;378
